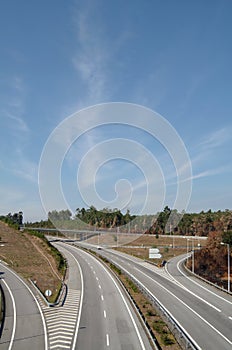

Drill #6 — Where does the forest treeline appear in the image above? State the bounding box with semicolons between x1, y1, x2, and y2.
2;207;232;290
191;229;232;290
22;206;232;237
0;211;23;228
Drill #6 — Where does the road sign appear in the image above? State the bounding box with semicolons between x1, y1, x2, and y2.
149;248;159;254
45;289;52;297
150;253;162;259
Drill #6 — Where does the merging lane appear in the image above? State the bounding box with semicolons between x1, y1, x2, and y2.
82;245;232;350
57;243;153;350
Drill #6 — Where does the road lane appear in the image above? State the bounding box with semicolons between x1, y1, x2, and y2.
59;243;153;350
0;263;47;350
88;246;232;350
166;254;232;317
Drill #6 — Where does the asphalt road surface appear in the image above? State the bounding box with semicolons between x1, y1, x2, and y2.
57;242;153;350
0;262;46;350
79;244;232;350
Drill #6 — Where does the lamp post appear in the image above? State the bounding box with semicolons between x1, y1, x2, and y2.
187;238;190;265
221;242;230;293
192;239;194;274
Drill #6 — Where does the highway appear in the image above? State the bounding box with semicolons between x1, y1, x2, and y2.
77;243;232;350
56;242;153;350
2;236;231;350
0;262;47;350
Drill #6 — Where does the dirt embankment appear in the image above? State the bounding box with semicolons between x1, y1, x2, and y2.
0;221;63;297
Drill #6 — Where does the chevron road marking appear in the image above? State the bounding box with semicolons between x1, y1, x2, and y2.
37;289;81;350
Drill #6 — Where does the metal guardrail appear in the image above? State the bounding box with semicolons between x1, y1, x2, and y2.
183;258;232;296
104;256;199;350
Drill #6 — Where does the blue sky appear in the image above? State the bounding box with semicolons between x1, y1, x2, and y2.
1;0;232;222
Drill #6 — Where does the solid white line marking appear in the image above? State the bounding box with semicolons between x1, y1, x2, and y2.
2;279;16;350
1;263;48;350
64;245;146;349
167;259;222;313
106;333;110;346
56;246;84;350
50;339;71;345
50;335;72;341
90;256;146;350
175;256;232;306
134;267;232;348
50;344;70;349
49;330;73;336
47;313;77;320
48;324;74;330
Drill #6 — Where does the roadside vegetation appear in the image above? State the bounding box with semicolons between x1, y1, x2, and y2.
0;217;66;303
25;206;232;236
25;204;232;292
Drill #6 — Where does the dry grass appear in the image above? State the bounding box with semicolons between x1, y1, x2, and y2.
121;274;181;349
86;232;207;266
0;222;62;301
114;234;207;265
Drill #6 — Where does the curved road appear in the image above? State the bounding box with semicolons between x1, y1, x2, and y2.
80;244;232;350
56;242;153;350
0;262;47;350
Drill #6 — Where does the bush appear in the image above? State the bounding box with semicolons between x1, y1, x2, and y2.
161;334;175;345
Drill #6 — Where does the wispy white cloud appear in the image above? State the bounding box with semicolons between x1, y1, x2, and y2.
0;148;38;183
13;149;38;183
72;5;109;102
4;112;29;132
1;75;30;134
180;165;230;183
199;127;231;150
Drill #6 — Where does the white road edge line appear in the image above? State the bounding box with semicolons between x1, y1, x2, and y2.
133;266;232;348
1;279;16;350
56;246;84;350
1;263;48;350
163;258;222;313
79;249;147;350
172;255;232;306
109;250;224;312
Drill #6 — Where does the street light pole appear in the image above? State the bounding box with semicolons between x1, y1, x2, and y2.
192;239;194;274
187;238;190;265
227;244;230;293
221;242;230;293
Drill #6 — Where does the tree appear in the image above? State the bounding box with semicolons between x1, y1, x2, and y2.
222;231;232;246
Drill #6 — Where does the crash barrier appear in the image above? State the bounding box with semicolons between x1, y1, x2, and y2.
106;257;200;350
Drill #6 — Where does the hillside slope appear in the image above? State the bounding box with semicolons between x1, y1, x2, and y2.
0;221;64;300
